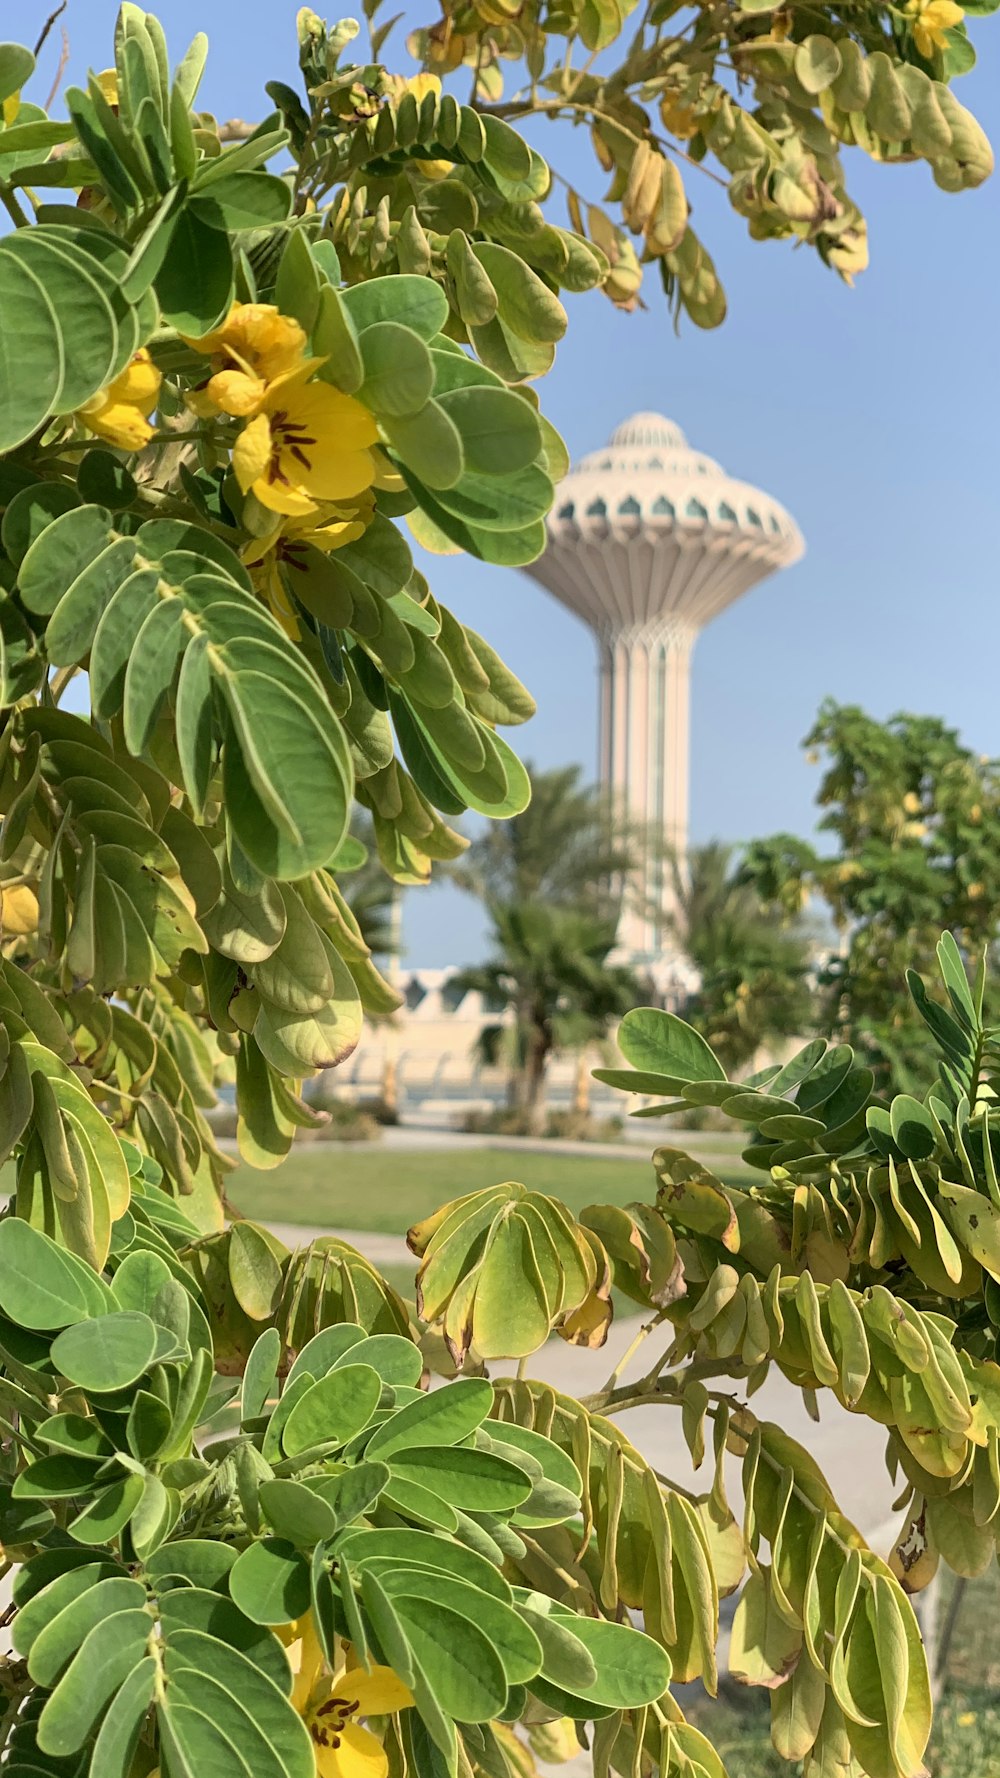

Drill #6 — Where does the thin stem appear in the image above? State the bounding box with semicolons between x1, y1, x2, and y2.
516;1356;529;1381
0;186;30;229
48;665;77;706
479;95;729;188
40;429;213;457
595;1310;667;1399
934;1576;967;1682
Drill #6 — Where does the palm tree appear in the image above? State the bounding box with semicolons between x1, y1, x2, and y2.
453;903;639;1130
452;764;643;1123
452;762;638;915
670;842;814;1074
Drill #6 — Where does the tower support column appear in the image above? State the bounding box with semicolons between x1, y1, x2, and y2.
599;619;695;957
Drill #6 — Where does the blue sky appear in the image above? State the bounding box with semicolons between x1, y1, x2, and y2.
31;2;1000;965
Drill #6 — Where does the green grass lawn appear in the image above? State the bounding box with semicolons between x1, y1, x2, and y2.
227;1142;750;1235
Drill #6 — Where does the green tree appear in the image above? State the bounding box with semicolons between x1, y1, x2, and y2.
454;900;639;1124
452;762;636;914
671;841;814;1075
742;701;1000;1088
399;0;994;326
452;764;641;1120
0;10;996;1778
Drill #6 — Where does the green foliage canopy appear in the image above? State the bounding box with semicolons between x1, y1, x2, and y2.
743;702;1000;1088
0;7;995;1778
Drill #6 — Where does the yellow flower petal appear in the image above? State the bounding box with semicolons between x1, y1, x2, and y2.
113;348;161;412
75;348;161;449
407;73;443;103
346;1666;415;1717
294;448;376;506
290;384;379;452
2;94;20;126
318;1720;389;1778
0;883;39;936
77;400;155;450
252;479;324;519
291;1611;329;1712
95;69;119;107
233;414;274;494
185;303;309;383
206;367;268;417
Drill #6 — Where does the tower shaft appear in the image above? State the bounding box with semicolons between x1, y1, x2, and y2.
599;622;694;957
521;412;804;969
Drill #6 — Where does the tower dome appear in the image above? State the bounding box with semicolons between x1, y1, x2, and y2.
522;411;804;961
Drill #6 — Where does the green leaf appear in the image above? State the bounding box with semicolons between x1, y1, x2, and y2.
157;1587;292;1693
470;243;567;343
68;1474;146;1543
338;1525;512;1599
0;43;35;105
27;1574;147;1685
119;183;187;301
227;1536;312;1626
380;1568;541;1685
13;1453;106;1499
428;461;553;533
50;1311;158;1392
229;1222;284;1320
17;501;114;615
388;1446;532;1512
274;228;322;333
366;1376;493;1458
437;386;542;476
218;654;353;879
547;1610;671;1706
393;1592;508;1721
160;1627;315;1775
360;322;435;417
155;205;234;336
383;401;464;491
313;283;364;393
404;473;545;565
343;275;449;341
3;232;121;412
280;1362;382;1455
146;1540;239;1593
77;450;138;512
243;1326;282;1421
889;1094;937;1161
287;1321;367;1386
36;1606;150;1758
0;1218;113;1328
88;1653;157;1778
191;170;293;231
618;1006;727;1083
0;236;63;448
259;1478;338;1546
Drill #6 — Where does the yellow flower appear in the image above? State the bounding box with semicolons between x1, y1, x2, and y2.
242;494;375;638
287;1619;414;1778
95;69;119;108
185;302;312;418
76;348;161;449
0;882;39;936
2;92;20;125
906;0;964;57
232;369;378;519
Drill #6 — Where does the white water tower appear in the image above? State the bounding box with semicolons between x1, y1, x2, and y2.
522;411;804;961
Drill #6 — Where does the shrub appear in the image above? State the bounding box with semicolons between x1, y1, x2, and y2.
0;7;994;1778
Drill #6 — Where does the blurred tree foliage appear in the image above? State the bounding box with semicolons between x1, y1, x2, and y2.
742;701;1000;1087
